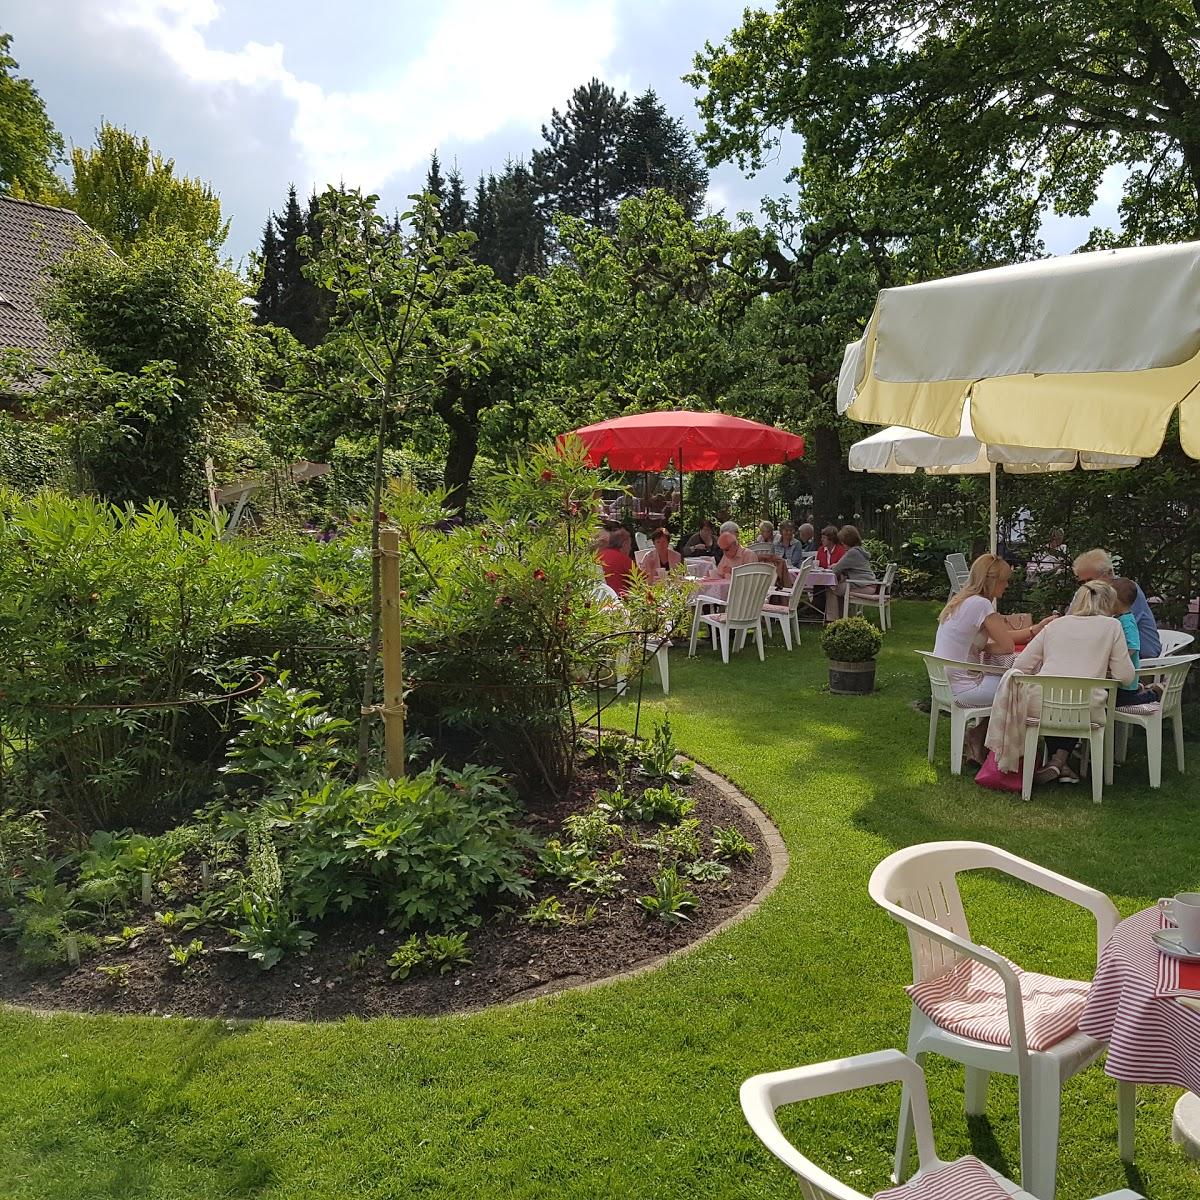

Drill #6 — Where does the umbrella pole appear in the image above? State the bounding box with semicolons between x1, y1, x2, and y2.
678;445;684;532
989;462;998;557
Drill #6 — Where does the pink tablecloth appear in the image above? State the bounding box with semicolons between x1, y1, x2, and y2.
1078;906;1200;1093
690;566;836;604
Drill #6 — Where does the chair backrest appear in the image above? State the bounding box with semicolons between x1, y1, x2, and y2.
945;558;965;595
1159;630;1195;656
725;564;777;626
784;561;813;613
740;1050;942;1200
592;581;623;607
881;561;898;589
947;553;969;575
635;532;651;551
913;650;1001;712
684;556;712;578
1015;675;1117;736
1142;654;1200;716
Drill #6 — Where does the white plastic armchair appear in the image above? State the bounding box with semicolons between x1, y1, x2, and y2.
740;1049;1141;1200
1113;654;1199;787
688;564;776;663
1013;675;1119;803
914;652;1005;775
848;562;898;630
869;842;1122;1200
946;553;970;597
1157;630;1194;656
762;560;813;650
684;556;713;578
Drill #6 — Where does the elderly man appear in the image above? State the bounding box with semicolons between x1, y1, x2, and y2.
1073;548;1160;657
777;521;807;567
796;522;817;553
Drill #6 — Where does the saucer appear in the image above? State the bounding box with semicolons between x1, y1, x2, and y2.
1151;928;1200;962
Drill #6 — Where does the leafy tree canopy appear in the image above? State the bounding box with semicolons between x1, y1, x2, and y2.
68;122;229;253
0;31;66;202
689;0;1200;251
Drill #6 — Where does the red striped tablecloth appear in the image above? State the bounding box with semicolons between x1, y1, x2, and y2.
872;1155;1011;1199
1078;906;1200;1094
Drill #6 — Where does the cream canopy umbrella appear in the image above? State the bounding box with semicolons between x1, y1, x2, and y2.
838;241;1200;460
848;410;1139;553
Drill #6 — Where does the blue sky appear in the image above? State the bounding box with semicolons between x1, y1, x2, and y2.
8;1;1117;266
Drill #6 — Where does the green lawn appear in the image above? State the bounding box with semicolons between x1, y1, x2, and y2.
3;601;1199;1199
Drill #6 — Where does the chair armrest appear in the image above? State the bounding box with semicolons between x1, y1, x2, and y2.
882;905;1030;1056
984;848;1121;959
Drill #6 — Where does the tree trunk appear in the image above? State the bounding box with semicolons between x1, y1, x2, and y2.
442;411;479;515
810;424;847;527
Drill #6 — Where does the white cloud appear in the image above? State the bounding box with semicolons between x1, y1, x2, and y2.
102;0;620;192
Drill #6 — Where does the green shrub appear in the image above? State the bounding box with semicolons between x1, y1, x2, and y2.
282;763;535;931
820;616;883;662
860;536;892;568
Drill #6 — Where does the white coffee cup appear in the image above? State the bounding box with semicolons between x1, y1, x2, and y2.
1159;892;1200;951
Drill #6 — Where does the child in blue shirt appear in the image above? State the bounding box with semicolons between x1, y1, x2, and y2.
1112;577;1162;706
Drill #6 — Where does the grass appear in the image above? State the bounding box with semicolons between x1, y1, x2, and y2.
2;601;1199;1199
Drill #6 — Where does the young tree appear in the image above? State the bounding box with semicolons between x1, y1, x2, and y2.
39;234;259;509
0;32;66;202
533;78;629;230
307;188;480;773
68;122;229;253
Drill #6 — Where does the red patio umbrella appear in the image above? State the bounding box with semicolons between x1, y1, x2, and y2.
562;410;805;527
563;410;804;471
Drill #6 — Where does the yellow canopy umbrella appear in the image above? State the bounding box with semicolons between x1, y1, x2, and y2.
838;241;1200;459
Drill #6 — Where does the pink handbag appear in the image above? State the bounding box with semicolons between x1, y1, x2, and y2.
975;749;1023;792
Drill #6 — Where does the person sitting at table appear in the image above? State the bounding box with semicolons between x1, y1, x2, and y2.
932;553;1055;764
824;526;877;621
637;526;682;584
1073;548;1160;657
679;518;720;562
712;529;760;578
594;528;635;597
796;522;817;554
777;521;806;567
816;525;845;569
987;579;1134;785
748;520;778;554
1111;576;1165;707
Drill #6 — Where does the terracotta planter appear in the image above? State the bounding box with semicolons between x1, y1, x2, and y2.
827;658;876;695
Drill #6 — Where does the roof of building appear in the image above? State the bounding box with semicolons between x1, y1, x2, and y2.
0;195;96;387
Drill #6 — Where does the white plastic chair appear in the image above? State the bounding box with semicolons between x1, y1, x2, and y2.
761;561;813;650
915;651;1005;776
634;531;651;552
591;582;670;695
869;841;1123;1200
1014;676;1119;804
687;563;775;663
848;562;898;630
1112;654;1198;787
1157;630;1194;656
946;553;970;597
740;1048;1141;1200
683;556;713;578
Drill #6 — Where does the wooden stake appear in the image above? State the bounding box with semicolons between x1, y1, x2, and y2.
378;526;406;779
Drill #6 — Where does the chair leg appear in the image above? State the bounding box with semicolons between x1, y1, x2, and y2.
964;1066;989;1116
779;616;792;651
688;603;702;657
1118;1080;1136;1162
1022;728;1039;801
927;705;939;765
1089;731;1104;804
755;623;765;661
1146;718;1162;789
1116;721;1129;763
894;1013;925;1184
718;625;730;664
1018;1058;1061;1200
1174;713;1186;773
949;708;966;775
655;642;669;695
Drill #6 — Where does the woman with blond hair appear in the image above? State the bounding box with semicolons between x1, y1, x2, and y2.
999;578;1136;784
932;554;1056;763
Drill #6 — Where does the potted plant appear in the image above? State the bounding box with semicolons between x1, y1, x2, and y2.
820;616;883;695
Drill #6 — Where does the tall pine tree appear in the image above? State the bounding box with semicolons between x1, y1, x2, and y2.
252;184;328;346
445;165;470;234
253;218;282;326
470;174;497;266
425;151;446;203
532;78;628;231
488;160;544;283
616;88;708;219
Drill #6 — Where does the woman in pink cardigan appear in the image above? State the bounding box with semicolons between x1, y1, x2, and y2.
1009;579;1135;784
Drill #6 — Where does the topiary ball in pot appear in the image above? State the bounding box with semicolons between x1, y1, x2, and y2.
820;616;882;695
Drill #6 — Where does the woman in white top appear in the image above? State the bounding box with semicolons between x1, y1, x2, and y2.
932;554;1055;762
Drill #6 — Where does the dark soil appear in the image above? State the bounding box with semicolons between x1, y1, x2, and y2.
0;763;771;1021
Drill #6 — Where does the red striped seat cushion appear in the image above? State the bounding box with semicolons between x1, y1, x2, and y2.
872;1156;1010;1199
1116;702;1161;715
762;603;791;614
905;951;1089;1051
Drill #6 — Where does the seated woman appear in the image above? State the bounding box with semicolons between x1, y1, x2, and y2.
815;525;845;569
748;520;778;554
990;579;1135;784
824;526;877;621
594;528;635;597
933;554;1055;763
637;526;682;584
679;519;720;561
